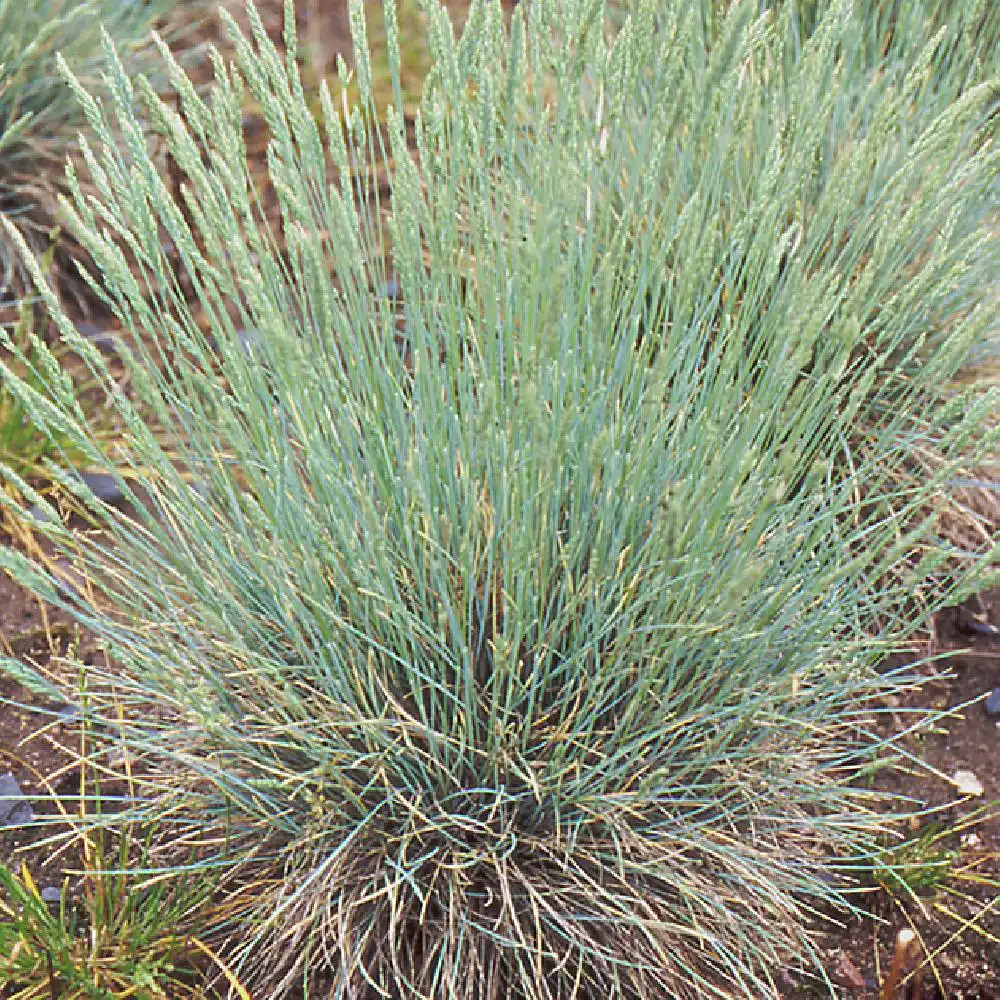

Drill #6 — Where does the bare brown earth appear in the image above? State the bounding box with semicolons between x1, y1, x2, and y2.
1;2;997;998
784;590;1000;999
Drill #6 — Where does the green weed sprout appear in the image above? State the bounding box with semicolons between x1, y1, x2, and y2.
0;729;227;1000
0;235;126;503
867;805;1000;994
0;0;997;997
872;819;960;900
0;854;210;1000
1;245;87;481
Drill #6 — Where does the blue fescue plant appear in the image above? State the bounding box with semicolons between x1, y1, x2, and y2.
0;0;207;307
0;0;998;997
603;0;1000;600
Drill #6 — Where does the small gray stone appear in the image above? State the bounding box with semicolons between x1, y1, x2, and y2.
25;471;127;523
961;617;999;638
75;321;122;353
26;500;60;524
0;773;34;826
39;886;61;903
55;704;82;725
77;471;127;506
985;688;1000;717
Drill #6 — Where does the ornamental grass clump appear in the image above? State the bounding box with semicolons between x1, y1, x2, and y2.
0;0;206;308
0;1;998;997
603;0;1000;597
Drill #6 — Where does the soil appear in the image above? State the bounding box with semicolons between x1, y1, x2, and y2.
785;591;1000;1000
1;2;998;999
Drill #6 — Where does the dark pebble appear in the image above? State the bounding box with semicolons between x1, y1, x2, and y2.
26;471;127;523
959;615;999;638
985;688;1000;717
0;773;34;826
75;321;122;353
78;471;127;505
26;500;59;524
56;704;82;725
